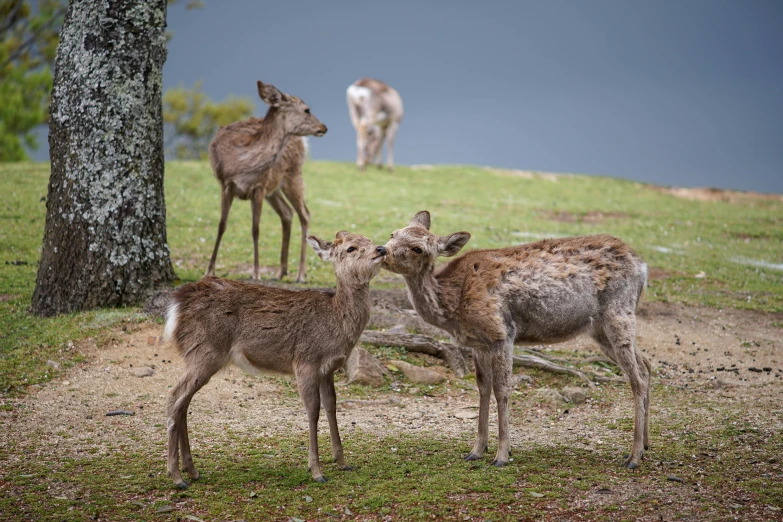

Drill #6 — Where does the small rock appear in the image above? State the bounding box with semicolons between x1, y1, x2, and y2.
131;366;155;378
387;324;408;335
346;348;386;387
388;359;445;384
408;387;420;394
156;505;174;513
533;388;566;407
304;495;312;503
454;409;479;420
595;488;612;494
344;507;353;516
513;374;533;387
62;381;71;386
529;491;544;498
105;410;135;416
129;500;145;508
185;516;205;522
46;360;60;370
249;491;257;498
560;386;587;405
667;476;683;483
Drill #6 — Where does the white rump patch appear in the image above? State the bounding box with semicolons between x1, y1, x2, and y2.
347;84;372;102
163;302;179;343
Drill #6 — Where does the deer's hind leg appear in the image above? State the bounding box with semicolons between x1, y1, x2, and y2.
281;173;310;283
206;188;234;277
592;311;649;469
266;190;294;280
167;351;224;489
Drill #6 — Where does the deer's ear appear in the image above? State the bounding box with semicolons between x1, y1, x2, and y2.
335;230;350;240
257;81;287;107
409;210;431;230
307;236;333;261
437;232;470;257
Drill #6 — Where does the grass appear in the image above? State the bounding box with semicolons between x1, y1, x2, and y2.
2;161;781;393
1;160;783;520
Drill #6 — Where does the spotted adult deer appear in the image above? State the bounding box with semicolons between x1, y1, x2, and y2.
206;81;327;282
383;211;651;469
164;232;388;489
346;78;403;171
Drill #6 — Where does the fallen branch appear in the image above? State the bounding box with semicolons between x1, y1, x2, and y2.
339;397;401;408
511;354;597;388
359;330;468;378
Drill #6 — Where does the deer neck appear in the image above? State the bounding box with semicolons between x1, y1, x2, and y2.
403;268;458;334
253;106;291;168
331;279;372;344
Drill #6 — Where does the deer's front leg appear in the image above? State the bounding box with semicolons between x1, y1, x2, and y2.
296;365;326;482
466;349;493;461
320;372;351;470
490;341;513;467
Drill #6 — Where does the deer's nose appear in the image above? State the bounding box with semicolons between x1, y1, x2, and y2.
376;246;387;256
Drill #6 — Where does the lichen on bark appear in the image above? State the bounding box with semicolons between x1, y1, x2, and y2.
32;0;175;317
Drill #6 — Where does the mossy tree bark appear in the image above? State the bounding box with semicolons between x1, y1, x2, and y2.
32;0;175;317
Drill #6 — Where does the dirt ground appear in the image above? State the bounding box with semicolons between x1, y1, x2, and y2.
2;284;782;519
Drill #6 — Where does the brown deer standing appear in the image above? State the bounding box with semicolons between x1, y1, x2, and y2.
164;232;388;489
206;81;327;282
346;78;403;171
382;211;651;469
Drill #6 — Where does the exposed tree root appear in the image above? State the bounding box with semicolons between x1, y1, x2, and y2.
359;330;468;378
360;329;625;386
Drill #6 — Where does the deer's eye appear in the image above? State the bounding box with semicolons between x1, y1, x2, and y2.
412;247;423;254
390;234;393;239
304;108;311;115
346;246;356;253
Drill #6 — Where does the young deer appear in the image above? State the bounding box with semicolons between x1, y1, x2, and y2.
346;78;403;171
383;211;651;469
206;81;327;282
164;232;387;489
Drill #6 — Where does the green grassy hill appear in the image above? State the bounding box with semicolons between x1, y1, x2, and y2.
1;161;782;391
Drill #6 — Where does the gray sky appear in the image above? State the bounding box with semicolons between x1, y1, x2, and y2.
41;0;783;194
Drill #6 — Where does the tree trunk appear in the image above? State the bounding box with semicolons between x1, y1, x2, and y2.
32;0;174;316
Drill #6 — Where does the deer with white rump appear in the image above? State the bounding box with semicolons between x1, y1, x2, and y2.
206;81;327;282
164;232;387;489
346;78;403;171
382;211;651;469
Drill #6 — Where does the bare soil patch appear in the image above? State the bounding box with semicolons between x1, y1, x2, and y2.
3;288;782;520
537;209;632;224
652;186;783;203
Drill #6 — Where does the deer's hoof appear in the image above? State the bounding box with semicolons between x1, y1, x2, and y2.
187;469;200;480
464;453;482;462
622;455;640;469
313;475;327;483
175;480;189;490
490;459;508;467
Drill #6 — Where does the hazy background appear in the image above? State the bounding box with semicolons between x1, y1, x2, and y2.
39;0;783;193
